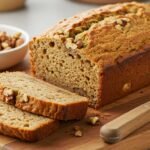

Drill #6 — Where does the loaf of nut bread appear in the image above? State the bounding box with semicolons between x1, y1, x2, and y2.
0;101;58;141
30;2;150;108
0;72;88;120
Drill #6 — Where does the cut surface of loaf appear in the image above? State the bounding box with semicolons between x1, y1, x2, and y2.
0;72;88;120
0;101;58;142
30;2;150;108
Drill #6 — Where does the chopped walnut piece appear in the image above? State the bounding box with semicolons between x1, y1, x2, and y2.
73;125;83;137
5;96;14;103
3;88;14;97
3;88;15;104
115;18;131;31
136;8;144;16
19;93;29;103
0;31;24;52
75;130;82;137
13;32;21;39
86;116;100;125
122;82;132;92
1;42;9;49
65;38;77;50
16;38;24;47
115;24;123;31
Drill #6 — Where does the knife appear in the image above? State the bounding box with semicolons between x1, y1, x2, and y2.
100;101;150;143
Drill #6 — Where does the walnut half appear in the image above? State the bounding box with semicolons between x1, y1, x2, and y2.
18;93;29;103
115;18;131;31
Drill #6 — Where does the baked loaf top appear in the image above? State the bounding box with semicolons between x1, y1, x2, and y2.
0;72;88;120
0;101;58;141
33;2;150;66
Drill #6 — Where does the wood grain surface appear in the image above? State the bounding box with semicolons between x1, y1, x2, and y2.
0;56;149;150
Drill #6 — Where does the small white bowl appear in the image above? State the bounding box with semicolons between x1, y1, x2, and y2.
0;24;29;70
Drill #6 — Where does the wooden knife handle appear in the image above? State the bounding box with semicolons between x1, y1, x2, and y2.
100;101;150;143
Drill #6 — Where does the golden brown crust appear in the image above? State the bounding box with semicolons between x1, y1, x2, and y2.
96;46;150;108
15;96;88;120
84;14;150;66
0;119;59;142
40;2;150;38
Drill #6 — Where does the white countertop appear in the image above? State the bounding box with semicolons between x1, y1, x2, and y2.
0;0;149;37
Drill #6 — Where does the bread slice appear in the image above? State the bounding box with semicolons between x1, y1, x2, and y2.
29;2;150;108
0;72;88;120
0;101;58;142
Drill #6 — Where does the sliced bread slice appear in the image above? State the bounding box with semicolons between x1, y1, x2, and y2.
0;101;59;142
0;72;88;120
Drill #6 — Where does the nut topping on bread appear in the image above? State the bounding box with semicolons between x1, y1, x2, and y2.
3;88;13;96
114;18;131;31
3;88;15;104
65;38;77;50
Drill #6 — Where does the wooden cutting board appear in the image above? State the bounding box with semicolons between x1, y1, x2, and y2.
0;56;150;150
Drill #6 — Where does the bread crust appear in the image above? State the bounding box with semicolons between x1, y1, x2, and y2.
0;119;59;142
15;96;88;120
39;2;150;38
97;46;150;107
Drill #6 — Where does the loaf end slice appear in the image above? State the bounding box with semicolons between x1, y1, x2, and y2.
0;72;88;120
0;101;59;142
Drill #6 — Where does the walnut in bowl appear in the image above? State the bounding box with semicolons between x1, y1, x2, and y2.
0;24;29;70
0;31;25;51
